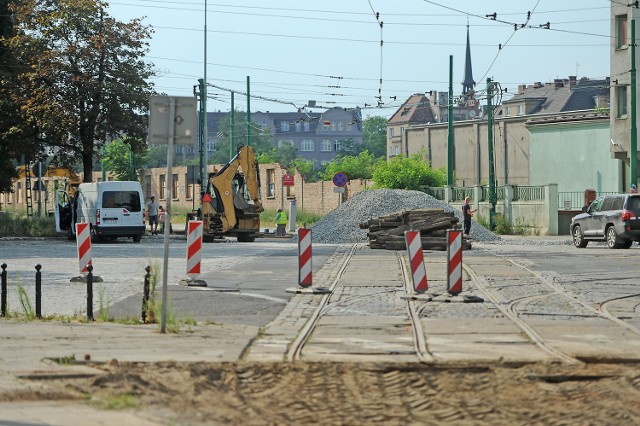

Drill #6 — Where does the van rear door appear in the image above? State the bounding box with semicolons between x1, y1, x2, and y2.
100;190;143;228
54;189;71;233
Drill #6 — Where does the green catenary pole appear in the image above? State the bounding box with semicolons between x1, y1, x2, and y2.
246;76;251;147
487;78;496;231
447;55;454;186
631;19;637;190
230;91;235;160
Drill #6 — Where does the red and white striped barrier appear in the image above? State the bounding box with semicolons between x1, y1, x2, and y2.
447;229;463;294
404;231;428;293
186;221;203;278
75;223;92;274
298;228;312;288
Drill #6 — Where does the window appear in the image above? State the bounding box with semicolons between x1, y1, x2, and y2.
175;145;184;154
321;139;332;151
505;107;511;117
331;121;337;131
616;14;628;49
187;145;195;155
337;121;344;131
172;173;179;199
333;139;341;152
347;122;353;131
17;182;22;203
281;121;289;132
266;169;275;197
323;122;330;131
207;139;216;152
301;139;314;152
389;128;394;137
617;85;628;118
304;122;310;131
145;175;152;196
101;191;141;212
295;122;301;132
185;173;193;200
517;105;524;115
159;175;166;200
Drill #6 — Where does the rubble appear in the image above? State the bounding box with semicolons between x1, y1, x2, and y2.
305;189;500;244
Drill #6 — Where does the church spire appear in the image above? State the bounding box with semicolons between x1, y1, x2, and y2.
462;23;475;96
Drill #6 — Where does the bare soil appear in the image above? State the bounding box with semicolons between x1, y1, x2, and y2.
5;361;640;425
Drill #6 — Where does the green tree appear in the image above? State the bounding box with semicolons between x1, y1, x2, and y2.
373;153;446;190
103;137;147;180
362;116;388;158
6;0;155;182
321;150;382;181
210;111;274;164
0;0;42;191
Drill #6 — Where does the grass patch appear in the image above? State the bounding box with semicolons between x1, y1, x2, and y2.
97;284;111;322
17;281;36;320
0;212;59;237
260;208;324;229
88;393;139;410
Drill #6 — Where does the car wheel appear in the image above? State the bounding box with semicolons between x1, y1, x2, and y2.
622;240;633;249
606;226;624;249
572;225;588;248
133;234;142;243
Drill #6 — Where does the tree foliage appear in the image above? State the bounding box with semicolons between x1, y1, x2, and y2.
6;0;155;182
372;153;446;190
103;137;148;181
362;115;388;158
0;0;42;191
321;151;382;181
210;112;274;164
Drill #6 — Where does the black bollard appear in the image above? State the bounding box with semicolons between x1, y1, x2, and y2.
86;265;94;321
1;263;7;317
142;265;151;323
35;264;42;319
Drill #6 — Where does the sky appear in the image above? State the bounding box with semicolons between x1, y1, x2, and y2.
107;0;613;119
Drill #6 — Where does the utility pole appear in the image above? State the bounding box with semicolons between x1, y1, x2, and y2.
197;79;206;197
230;91;235;160
447;55;454;186
246;76;251;147
486;77;497;231
631;19;637;190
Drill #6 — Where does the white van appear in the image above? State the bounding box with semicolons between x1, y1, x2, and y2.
55;181;145;243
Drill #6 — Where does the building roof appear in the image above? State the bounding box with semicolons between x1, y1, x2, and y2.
388;94;436;125
500;77;609;116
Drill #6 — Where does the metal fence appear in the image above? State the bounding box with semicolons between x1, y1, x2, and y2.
557;191;622;210
513;185;545;201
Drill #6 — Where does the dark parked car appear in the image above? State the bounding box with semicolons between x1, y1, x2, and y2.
570;194;640;249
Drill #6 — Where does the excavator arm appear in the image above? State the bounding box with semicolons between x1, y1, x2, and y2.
202;145;263;235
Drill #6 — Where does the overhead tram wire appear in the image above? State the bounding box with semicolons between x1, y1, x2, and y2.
477;0;541;84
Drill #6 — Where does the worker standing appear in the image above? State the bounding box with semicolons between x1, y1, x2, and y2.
275;208;288;237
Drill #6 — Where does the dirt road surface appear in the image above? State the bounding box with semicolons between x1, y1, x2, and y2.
3;361;640;425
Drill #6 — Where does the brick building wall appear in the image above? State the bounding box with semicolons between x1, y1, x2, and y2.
2;164;372;215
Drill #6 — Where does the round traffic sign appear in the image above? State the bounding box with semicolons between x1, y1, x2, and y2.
332;172;347;188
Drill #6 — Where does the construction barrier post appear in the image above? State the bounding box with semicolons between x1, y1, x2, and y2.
447;229;463;295
142;265;151;323
76;223;92;274
86;265;94;321
404;231;428;293
1;263;6;317
35;264;42;319
186;221;203;278
298;228;312;288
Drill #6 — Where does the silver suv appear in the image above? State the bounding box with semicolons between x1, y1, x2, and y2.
570;194;640;249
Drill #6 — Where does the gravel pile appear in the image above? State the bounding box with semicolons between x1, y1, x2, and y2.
305;189;500;244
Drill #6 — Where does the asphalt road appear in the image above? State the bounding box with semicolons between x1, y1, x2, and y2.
0;235;337;327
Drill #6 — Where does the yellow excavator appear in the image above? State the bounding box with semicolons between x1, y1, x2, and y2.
17;164;82;196
200;145;264;242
